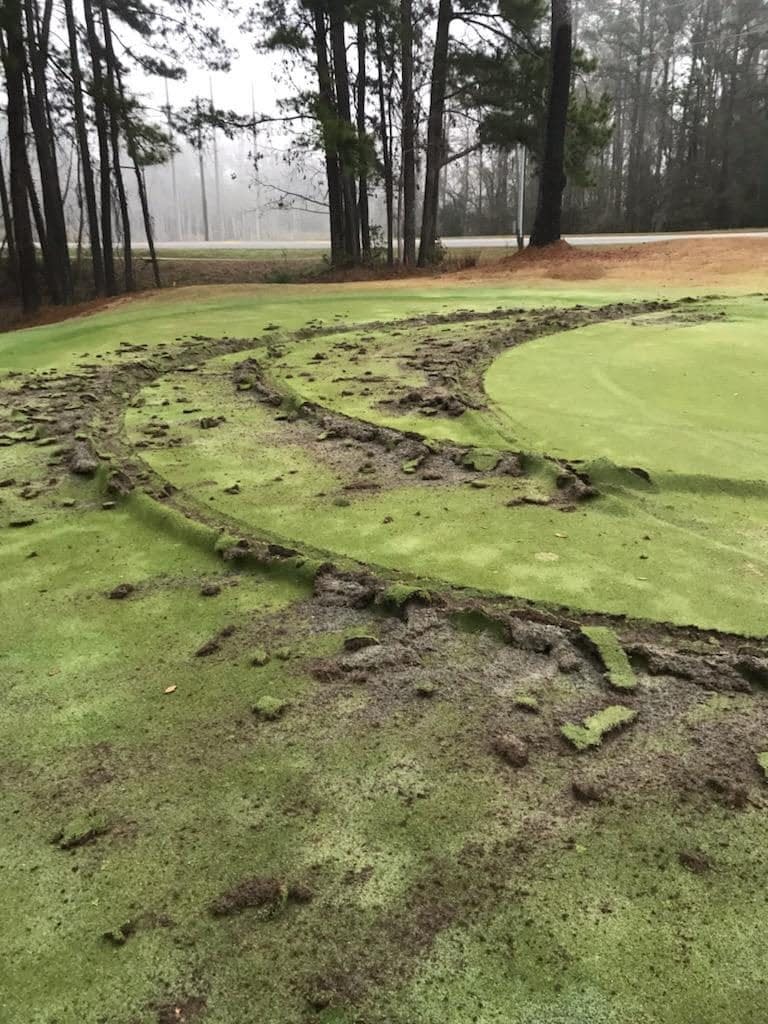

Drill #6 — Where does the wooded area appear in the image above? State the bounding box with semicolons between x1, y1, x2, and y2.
2;0;768;311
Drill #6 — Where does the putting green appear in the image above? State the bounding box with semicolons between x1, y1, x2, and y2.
485;303;768;480
126;327;768;635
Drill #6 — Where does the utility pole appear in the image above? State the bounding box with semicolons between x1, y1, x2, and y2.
251;84;262;241
195;96;210;242
164;80;181;241
209;77;221;240
516;144;527;250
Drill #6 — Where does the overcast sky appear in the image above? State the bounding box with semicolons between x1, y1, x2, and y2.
133;9;290;124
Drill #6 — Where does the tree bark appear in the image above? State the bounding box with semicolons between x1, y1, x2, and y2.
82;0;116;293
329;0;360;263
356;20;371;260
0;144;17;271
418;0;451;266
529;0;572;248
116;64;161;288
0;3;40;311
194;98;210;241
23;0;72;303
99;0;133;290
312;3;345;265
63;0;104;294
374;11;394;264
400;0;416;266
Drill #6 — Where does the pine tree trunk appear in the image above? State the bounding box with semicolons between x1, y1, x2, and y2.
312;4;345;266
99;0;133;290
116;65;160;288
374;11;394;265
418;0;451;266
0;145;17;271
356;20;371;260
23;0;72;303
82;0;116;293
63;0;104;294
529;0;572;248
400;0;416;266
0;2;40;311
329;0;360;263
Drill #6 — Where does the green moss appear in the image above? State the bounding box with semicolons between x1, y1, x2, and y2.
381;583;431;608
252;695;290;720
52;813;110;849
513;694;540;713
251;647;270;667
461;448;501;472
561;704;638;751
581;625;636;690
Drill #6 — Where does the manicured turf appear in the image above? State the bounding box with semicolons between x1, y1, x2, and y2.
485;299;768;481
0;280;706;374
124;303;768;635
3;278;768;1024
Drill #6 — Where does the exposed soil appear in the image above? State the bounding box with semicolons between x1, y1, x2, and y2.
209;876;285;916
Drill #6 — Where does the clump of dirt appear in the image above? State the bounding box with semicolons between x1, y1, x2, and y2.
678;849;713;874
108;582;135;600
571;779;606;803
105;469;134;496
491;733;529;768
210;876;285;916
209;876;312;916
69;442;100;476
195;625;236;657
154;995;207;1024
313;567;378;608
628;641;766;693
51;818;111;850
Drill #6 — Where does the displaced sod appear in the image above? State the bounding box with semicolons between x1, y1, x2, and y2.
581;626;636;690
121;297;768;634
561;705;638;750
2;279;768;1023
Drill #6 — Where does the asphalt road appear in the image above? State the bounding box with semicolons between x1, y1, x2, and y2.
151;230;768;251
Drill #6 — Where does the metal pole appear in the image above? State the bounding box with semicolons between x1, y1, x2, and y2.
516;144;527;250
251;84;261;241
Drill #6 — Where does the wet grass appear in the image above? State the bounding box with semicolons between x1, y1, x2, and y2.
2;278;768;1023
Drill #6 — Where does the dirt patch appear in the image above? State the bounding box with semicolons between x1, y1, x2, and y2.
153;996;207;1024
210;876;285;916
462;236;768;289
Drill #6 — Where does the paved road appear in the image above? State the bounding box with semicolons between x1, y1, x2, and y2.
151;230;768;252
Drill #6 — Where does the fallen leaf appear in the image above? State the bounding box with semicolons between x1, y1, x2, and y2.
554;532;568;539
164;685;177;694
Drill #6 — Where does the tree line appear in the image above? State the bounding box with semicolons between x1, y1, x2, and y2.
0;0;231;313
2;0;767;314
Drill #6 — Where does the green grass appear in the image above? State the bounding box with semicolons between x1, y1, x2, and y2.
581;626;636;690
0;280;713;376
124;341;768;635
561;704;638;750
3;277;768;1023
138;247;327;261
373;799;768;1024
485;299;768;481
